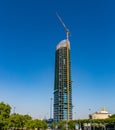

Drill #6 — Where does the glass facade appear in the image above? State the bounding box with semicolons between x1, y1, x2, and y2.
54;39;72;122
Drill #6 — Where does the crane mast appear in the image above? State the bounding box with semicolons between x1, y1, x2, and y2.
56;12;70;40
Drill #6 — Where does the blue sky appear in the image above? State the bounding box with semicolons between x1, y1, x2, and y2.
0;0;115;119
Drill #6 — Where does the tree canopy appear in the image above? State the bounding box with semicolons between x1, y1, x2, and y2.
0;102;48;130
0;101;115;130
0;102;11;130
110;114;115;118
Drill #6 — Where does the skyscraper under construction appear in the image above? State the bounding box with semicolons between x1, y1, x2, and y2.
53;13;72;122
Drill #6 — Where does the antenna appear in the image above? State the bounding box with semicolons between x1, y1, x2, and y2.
56;12;71;40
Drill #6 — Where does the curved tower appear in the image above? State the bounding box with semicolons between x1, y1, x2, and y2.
54;39;72;121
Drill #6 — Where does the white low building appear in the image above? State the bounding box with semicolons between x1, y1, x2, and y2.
89;107;111;119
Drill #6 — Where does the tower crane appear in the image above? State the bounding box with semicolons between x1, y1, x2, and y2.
56;12;71;40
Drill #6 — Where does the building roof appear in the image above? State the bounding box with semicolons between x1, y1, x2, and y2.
89;107;112;119
92;107;111;115
56;39;70;50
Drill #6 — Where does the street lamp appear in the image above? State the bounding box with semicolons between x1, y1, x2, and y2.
66;120;68;130
74;112;76;120
49;98;53;129
89;108;92;130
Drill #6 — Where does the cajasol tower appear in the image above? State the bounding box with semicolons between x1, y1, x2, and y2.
54;12;72;122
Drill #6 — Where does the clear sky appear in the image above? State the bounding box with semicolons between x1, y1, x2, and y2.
0;0;115;119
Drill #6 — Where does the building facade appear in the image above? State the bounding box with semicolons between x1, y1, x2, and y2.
54;39;72;122
89;107;111;119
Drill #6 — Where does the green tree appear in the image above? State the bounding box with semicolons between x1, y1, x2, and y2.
25;119;48;130
58;120;66;130
51;122;57;129
68;120;76;130
8;113;32;129
109;114;115;118
25;120;35;129
0;102;11;130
